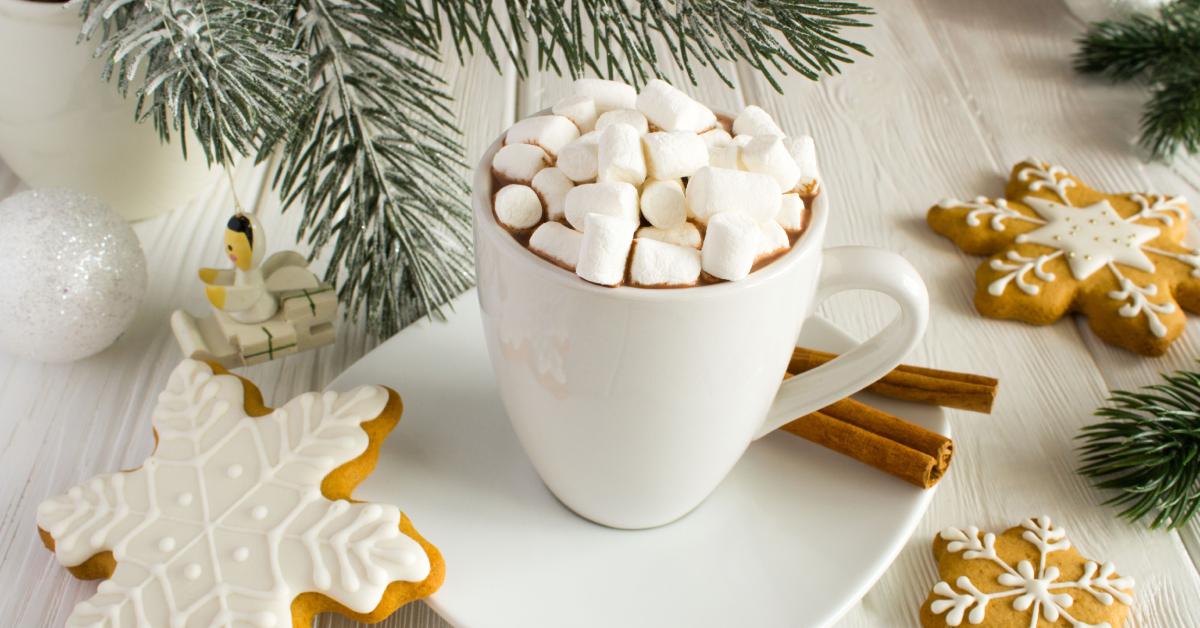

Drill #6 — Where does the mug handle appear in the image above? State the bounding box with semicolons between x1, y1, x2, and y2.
754;245;929;439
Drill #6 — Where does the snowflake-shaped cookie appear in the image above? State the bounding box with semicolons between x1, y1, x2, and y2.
928;158;1198;355
36;359;444;627
920;516;1134;628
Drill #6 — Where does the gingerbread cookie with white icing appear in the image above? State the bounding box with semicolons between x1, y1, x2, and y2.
36;359;444;627
920;516;1134;627
929;158;1197;356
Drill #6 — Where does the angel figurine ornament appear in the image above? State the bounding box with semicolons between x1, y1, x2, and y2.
171;213;337;367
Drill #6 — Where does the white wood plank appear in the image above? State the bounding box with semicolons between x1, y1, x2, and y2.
732;1;1200;626
0;34;511;628
915;0;1200;609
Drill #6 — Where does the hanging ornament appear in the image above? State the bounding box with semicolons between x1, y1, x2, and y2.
1062;0;1173;23
171;212;337;367
0;189;147;363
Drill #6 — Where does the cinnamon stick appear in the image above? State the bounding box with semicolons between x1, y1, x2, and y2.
789;347;998;413
780;397;953;489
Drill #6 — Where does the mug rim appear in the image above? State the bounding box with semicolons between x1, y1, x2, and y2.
472;127;828;303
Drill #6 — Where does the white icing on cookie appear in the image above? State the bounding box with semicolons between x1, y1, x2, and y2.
930;516;1133;627
1107;265;1176;338
941;196;1045;232
184;563;202;581
37;360;431;626
1017;159;1075;204
988;250;1060;296
1015;197;1159;281
1144;245;1200;277
1128;193;1188;226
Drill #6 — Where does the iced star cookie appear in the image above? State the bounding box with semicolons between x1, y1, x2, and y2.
36;359;444;627
929;158;1198;355
920;516;1134;627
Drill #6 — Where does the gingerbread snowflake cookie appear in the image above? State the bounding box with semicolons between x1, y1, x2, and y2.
929;158;1197;355
37;359;444;627
920;516;1134;628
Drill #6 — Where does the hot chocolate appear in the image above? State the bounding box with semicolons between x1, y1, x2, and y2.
489;78;820;288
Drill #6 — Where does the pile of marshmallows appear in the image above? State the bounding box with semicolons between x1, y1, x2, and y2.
490;78;819;288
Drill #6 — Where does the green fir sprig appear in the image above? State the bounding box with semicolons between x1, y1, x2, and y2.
1074;0;1200;160
1077;369;1200;530
433;0;874;92
76;0;873;337
270;0;473;333
77;0;306;165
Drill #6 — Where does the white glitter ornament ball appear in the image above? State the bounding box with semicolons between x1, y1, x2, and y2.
0;190;147;362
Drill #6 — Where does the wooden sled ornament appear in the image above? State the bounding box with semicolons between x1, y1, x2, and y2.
171;213;336;367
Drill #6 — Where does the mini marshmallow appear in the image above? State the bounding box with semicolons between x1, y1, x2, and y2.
574;78;637;113
629;238;702;287
492;143;550;185
635;79;718;133
685;166;782;224
758;220;790;259
642;132;708;180
595;109;649;135
505;115;580;158
732;105;785;138
576;212;637;286
702;212;762;281
708;134;750;170
639;179;686;228
597;123;646;186
699;128;732;150
741;135;801;192
552;94;598;133
637;222;703;249
529;221;583;270
531;167;574;222
557;132;599;182
563;181;639;230
777;193;808;232
493;184;543;230
784;135;821;195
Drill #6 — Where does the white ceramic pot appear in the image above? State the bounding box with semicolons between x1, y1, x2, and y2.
473;133;930;530
0;0;217;221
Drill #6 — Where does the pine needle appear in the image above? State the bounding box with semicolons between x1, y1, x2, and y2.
432;0;874;90
77;0;306;165
1074;1;1200;160
1077;369;1200;530
270;0;473;334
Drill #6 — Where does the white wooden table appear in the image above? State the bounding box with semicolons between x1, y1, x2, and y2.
5;1;1200;626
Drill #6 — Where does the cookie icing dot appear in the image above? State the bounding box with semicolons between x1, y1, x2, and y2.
158;537;175;552
184;563;202;581
233;547;249;562
251;505;268;520
226;464;243;479
176;492;193;507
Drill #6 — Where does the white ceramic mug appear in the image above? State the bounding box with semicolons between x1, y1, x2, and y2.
472;135;929;530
